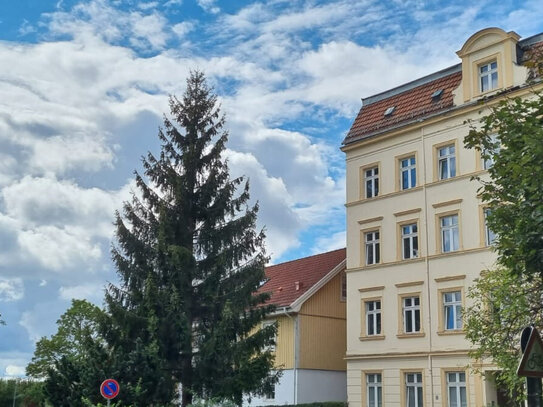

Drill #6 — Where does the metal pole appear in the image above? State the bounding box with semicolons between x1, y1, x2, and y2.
107;400;111;407
12;378;17;407
527;377;543;407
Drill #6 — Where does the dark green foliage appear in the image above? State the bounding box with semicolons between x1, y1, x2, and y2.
0;379;46;406
463;87;543;400
106;71;277;407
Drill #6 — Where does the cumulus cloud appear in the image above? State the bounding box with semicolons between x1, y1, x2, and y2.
0;278;24;302
5;365;26;377
59;282;104;302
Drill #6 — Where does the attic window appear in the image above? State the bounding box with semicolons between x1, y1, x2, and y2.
384;106;396;116
431;89;444;99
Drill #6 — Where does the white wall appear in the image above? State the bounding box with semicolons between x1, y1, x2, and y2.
245;369;347;406
297;369;347;404
245;369;294;406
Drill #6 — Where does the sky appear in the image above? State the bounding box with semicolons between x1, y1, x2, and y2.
1;0;543;378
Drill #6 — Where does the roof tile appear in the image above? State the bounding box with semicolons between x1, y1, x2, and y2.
259;248;346;308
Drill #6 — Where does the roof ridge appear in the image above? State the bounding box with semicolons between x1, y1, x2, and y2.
266;247;345;269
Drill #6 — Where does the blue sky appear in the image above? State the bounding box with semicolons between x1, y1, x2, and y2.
1;0;543;377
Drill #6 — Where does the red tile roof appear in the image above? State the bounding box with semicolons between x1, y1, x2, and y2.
344;68;462;145
259;248;346;308
343;34;543;147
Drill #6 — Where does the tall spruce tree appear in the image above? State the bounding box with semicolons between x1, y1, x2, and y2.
106;71;277;406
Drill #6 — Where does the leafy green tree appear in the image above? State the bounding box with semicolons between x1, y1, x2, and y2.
0;379;47;406
27;299;105;378
464;85;543;399
106;70;277;407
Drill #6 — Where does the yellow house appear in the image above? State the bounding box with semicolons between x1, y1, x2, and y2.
342;28;543;407
247;248;347;406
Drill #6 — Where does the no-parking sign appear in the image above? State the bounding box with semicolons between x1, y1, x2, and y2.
100;378;120;400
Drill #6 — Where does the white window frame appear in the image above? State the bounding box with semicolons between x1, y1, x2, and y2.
403;296;421;334
400;156;416;190
440;214;459;253
365;231;380;265
446;371;467;407
401;223;418;259
262;320;276;351
263;382;276;401
366;300;381;336
484;208;497;246
482;134;499;170
367;373;382;407
443;291;462;330
365;166;379;198
479;60;498;93
340;272;347;301
405;372;423;407
438;145;456;180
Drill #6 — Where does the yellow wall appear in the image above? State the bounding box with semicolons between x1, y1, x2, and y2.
273;314;295;369
299;272;347;371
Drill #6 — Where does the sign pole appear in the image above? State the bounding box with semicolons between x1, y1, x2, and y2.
527;377;543;407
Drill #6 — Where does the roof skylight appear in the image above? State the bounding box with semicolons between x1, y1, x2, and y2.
384;106;396;116
431;89;444;99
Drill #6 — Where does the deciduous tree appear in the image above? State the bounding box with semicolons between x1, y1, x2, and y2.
464;84;543;399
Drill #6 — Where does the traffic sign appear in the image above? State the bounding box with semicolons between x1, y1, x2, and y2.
518;327;543;377
100;379;120;400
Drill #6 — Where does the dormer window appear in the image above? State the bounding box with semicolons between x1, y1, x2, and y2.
479;61;498;92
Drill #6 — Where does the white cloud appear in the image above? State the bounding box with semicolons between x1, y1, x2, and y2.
59;282;104;302
172;21;195;38
0;278;24;302
311;231;346;254
5;365;26;377
197;0;220;14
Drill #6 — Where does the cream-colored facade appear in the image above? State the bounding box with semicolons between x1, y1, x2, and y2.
343;28;542;407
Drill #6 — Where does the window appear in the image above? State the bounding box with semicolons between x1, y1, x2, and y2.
447;372;467;407
443;291;462;330
400;156;416;190
484;209;496;246
438;145;456;180
401;223;418;259
367;373;382;407
403;296;421;333
405;372;423;407
264;383;276;401
482;134;499;170
366;300;381;336
262;320;276;351
340;272;347;301
365;231;380;265
440;214;459;253
479;61;498;93
365;166;379;198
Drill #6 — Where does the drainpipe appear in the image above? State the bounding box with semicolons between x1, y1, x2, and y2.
421;125;436;407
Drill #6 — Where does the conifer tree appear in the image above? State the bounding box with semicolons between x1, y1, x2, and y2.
106;71;277;406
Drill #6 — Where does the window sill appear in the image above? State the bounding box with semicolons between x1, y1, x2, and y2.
437;330;464;336
397;332;425;339
359;335;385;341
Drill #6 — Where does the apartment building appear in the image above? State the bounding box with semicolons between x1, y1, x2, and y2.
342;28;543;407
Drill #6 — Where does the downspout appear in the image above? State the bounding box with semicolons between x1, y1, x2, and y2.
421;125;436;407
282;308;298;405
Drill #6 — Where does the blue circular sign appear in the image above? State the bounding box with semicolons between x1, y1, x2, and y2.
100;379;120;400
